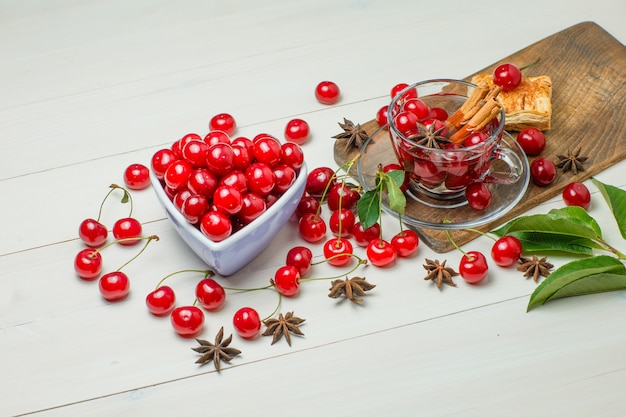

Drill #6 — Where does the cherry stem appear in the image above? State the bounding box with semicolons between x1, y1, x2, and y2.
303;254;367;283
519;57;541;72
314;155;360;220
116;235;159;271
105;183;134;219
154;269;213;289
443;228;471;259
465;227;497;242
89;235;157;257
263;290;283;322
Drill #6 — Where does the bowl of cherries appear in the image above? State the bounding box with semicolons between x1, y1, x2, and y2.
150;129;307;276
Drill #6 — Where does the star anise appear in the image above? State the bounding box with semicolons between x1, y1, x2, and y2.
192;327;241;372
328;276;376;303
410;122;452;149
423;259;458;289
332;118;369;150
262;311;305;346
556;147;588;174
517;255;554;282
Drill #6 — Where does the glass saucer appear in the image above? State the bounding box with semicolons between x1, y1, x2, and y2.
356;128;530;230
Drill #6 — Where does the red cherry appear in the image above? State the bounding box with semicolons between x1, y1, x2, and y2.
562;182;591;210
151;148;177;180
99;271;130;301
209;113;236;136
213;185;243;215
285;246;313;277
200;211;232;242
79;218;108;247
376;105;389;126
323;238;353;267
459;251;489;284
305;166;336;198
112;217;143;245
315;81;340;104
124;163;151;190
74;248;103;280
181;194;209;224
272;164;297;195
203;130;231;146
182;140;210;169
295;195;320;218
462;132;489;147
284;118;310;145
403;98;430;121
298;213;327;243
245;162;275;196
187;168;218;198
280;142;305;171
493;63;522;92
273;265;301;296
491;236;523;267
516;128;546;156
465;182;492;211
428;107;448;121
253;136;283;167
171;306;205;337
352;222;380;247
233;307;262;339
329;208;355;238
164;159;193;191
530;157;557;186
393;111;419;135
391;229;419;257
195;278;226;311
237;192;266;224
327;183;360;211
390;83;411;99
366;238;397;267
206;143;235;177
219;170;248;194
146;286;176;316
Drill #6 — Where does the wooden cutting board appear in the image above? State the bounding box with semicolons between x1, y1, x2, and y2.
334;22;626;252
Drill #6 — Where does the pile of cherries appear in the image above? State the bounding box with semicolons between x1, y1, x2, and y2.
150;113;305;242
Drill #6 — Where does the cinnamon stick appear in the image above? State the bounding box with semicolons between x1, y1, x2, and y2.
448;98;502;144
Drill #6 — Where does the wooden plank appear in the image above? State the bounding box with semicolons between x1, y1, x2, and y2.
335;22;626;252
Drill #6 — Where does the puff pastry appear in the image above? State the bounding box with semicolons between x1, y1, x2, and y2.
470;74;553;131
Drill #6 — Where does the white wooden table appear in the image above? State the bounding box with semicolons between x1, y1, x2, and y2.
2;1;626;416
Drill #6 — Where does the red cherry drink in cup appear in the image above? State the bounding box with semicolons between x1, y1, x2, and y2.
387;79;523;201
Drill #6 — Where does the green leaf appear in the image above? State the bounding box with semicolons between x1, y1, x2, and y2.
591;177;626;239
547;206;602;238
385;170;406;189
527;255;626;311
507;231;596;255
493;211;601;241
384;174;406;216
357;190;380;230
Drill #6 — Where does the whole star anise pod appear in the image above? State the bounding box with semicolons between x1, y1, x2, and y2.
332;118;369;151
556;147;588;174
423;259;458;289
410;122;452;149
192;327;241;372
328;276;376;303
262;311;305;346
517;255;554;282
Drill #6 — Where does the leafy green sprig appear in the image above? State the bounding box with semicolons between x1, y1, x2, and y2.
356;165;406;238
493;178;626;311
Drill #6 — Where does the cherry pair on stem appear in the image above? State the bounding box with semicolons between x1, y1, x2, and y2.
78;184;143;248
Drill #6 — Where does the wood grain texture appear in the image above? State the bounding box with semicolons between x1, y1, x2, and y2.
335;22;626;252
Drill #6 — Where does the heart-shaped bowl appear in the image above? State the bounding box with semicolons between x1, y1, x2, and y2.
150;162;307;276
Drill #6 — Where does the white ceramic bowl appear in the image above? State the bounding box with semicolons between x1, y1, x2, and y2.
151;162;307;276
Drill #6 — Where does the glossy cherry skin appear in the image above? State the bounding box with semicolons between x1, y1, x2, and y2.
459;251;489;284
305;166;336;198
323;238;354;267
171;306;205;337
327;183;360;211
329;208;355;238
285;246;313;277
366;238;397;267
530;157;557;186
123;163;151;190
99;271;130;301
284;118;310;145
195;278;226;311
209;113;236;136
352;222;381;247
516;128;546;156
273;265;301;297
315;81;340;104
491;236;523;267
112;217;143;245
298;213;327;243
465;182;492;211
233;307;262;339
562;182;591;210
79;218;108;247
74;248;103;280
391;229;419;257
146;285;176;316
493;63;522;92
151;148;177;180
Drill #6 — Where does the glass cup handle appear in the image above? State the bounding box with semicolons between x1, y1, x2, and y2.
483;147;523;185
